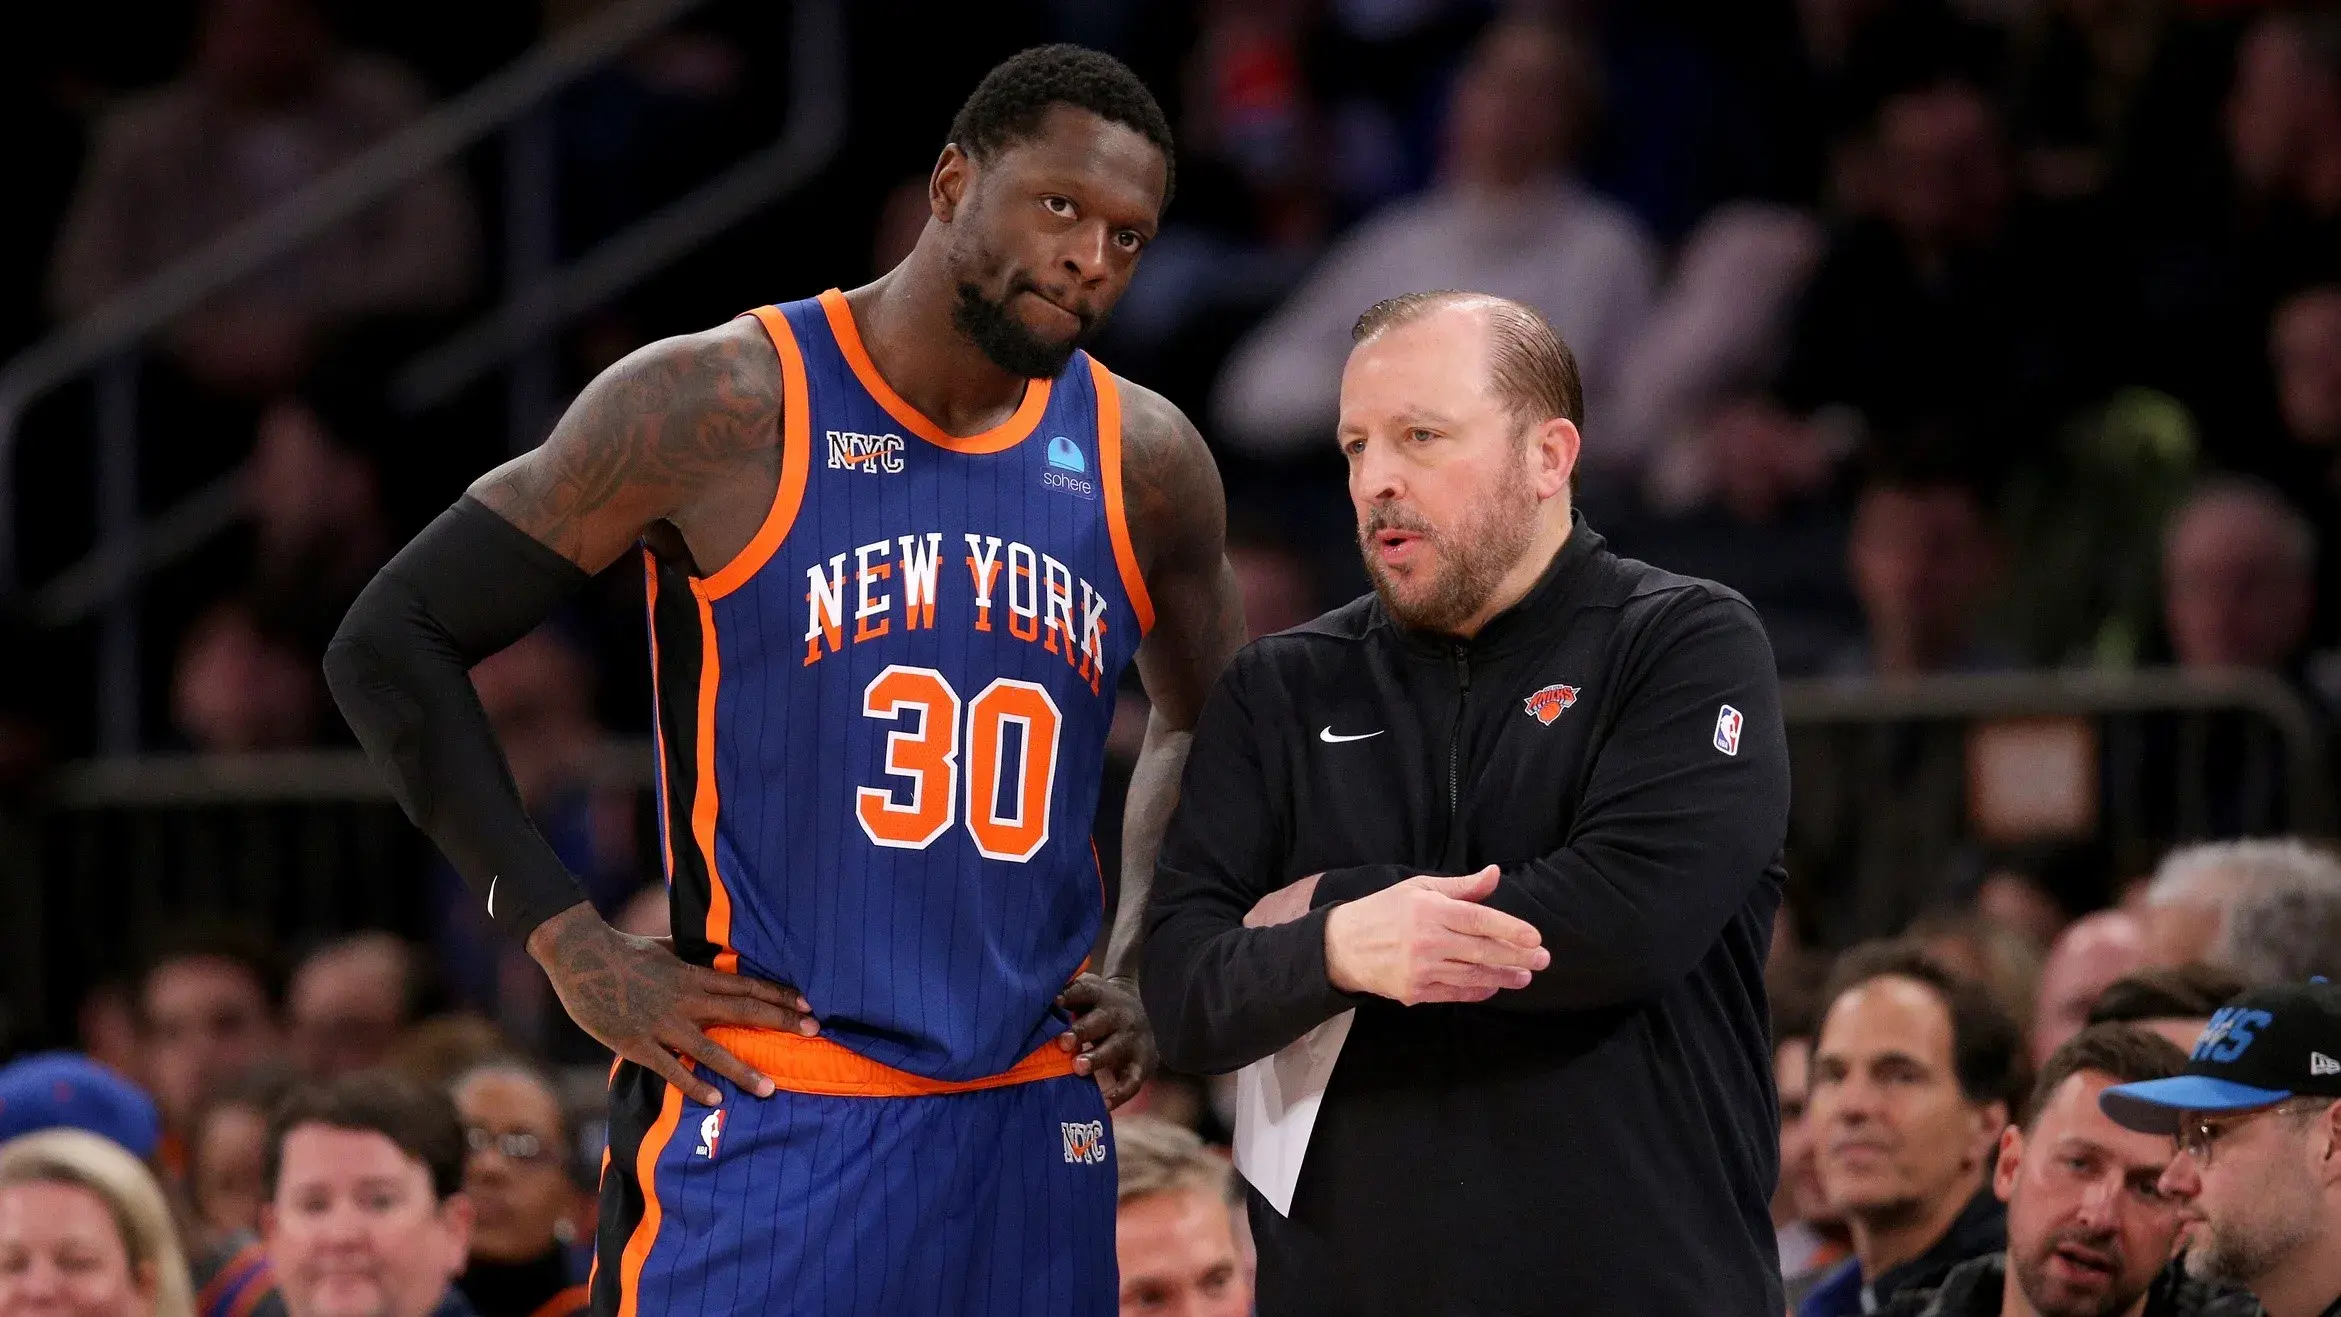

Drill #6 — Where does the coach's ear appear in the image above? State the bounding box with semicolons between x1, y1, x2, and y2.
1529;417;1580;502
932;143;973;223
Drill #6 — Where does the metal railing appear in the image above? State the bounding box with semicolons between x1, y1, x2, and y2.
0;0;846;753
10;668;2333;1049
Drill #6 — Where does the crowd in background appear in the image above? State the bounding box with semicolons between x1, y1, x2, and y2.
7;0;2341;1312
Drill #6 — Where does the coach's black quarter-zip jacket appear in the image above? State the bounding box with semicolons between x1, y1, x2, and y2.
1143;515;1791;1316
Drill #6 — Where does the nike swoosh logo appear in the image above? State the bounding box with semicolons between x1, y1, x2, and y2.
487;876;498;918
838;449;886;466
1319;727;1384;743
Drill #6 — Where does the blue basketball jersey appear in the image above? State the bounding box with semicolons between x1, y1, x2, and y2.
643;289;1151;1085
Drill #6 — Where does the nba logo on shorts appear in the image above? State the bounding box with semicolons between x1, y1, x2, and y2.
1713;705;1743;756
1060;1120;1106;1165
696;1109;726;1160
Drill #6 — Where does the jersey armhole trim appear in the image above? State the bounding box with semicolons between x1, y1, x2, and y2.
818;288;1052;453
697;306;812;600
1090;357;1156;635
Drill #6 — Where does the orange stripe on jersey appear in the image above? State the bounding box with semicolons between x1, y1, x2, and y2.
643;551;675;885
614;1084;685;1317
526;1285;591;1317
686;585;738;974
1089;358;1155;635
699;307;813;600
701;1025;1078;1098
817;288;1051;454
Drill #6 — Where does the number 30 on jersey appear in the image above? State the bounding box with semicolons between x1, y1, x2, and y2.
855;664;1062;862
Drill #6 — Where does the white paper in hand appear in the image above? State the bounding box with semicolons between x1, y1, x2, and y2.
1232;1009;1354;1217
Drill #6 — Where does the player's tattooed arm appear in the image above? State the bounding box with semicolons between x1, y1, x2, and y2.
470;316;783;574
471;318;808;1107
1054;377;1244;1107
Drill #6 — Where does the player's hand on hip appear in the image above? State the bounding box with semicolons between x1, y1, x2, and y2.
1055;973;1156;1109
526;903;817;1106
1322;866;1550;1006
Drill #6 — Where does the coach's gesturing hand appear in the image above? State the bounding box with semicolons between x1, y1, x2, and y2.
1056;973;1156;1108
1322;867;1550;1006
527;902;817;1106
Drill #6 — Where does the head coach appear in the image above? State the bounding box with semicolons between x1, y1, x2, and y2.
1140;290;1791;1315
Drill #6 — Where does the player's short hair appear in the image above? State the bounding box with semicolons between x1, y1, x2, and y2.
2086;964;2248;1029
948;45;1175;205
1822;940;2031;1110
1351;291;1584;429
2021;1023;2188;1130
1114;1116;1231;1207
266;1071;466;1202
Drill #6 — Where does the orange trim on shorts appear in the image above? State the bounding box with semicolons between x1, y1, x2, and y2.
703;1025;1078;1098
526;1284;591;1317
698;307;813;599
643;551;675;885
615;1083;685;1317
1088;357;1154;635
817;288;1050;454
686;585;738;975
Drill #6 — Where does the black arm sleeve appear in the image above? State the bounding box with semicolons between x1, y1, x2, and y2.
1141;654;1361;1075
323;496;595;943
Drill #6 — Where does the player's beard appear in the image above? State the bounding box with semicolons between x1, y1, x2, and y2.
1360;444;1540;635
2009;1223;2143;1317
953;276;1096;379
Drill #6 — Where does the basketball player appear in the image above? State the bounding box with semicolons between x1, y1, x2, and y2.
325;46;1242;1315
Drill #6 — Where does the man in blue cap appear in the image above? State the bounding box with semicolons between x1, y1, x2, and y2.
0;1051;160;1160
2101;979;2341;1317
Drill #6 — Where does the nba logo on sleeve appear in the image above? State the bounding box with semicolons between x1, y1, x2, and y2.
1713;705;1743;756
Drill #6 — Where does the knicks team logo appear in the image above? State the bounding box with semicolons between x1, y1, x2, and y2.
827;429;905;474
696;1109;726;1160
1522;683;1580;726
1060;1119;1106;1166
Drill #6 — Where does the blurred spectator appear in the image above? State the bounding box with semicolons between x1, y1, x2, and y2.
2223;9;2341;291
2087;963;2249;1052
2005;0;2232;204
2163;478;2320;673
0;1128;196;1317
0;1053;162;1162
1226;531;1318;642
170;602;324;753
449;1064;587;1317
262;1074;472;1317
137;931;284;1167
77;984;146;1084
1614;205;1828;494
1212;17;1657;456
1775;974;1853;1305
2029;909;2150;1070
2139;837;2341;966
243;387;392;659
1775;79;2121;464
1911;912;2048;1039
189;1068;298;1251
2212;855;2341;984
2267;285;2341;640
386;1018;511;1096
1839;451;2009;676
288;935;425;1079
46;0;477;396
1874;1024;2245;1317
1113;1116;1250;1317
1801;943;2026;1317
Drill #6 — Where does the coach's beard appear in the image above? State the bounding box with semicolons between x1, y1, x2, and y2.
954;277;1098;379
1361;467;1539;636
